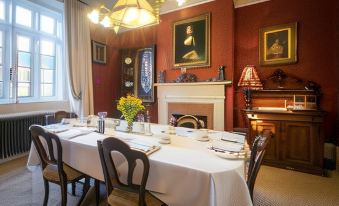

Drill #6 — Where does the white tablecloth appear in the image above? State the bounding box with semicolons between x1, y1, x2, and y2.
27;124;252;206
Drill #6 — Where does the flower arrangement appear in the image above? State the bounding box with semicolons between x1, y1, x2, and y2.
117;95;145;131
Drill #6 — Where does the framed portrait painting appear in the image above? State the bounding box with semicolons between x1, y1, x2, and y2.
173;13;210;68
92;40;106;64
259;22;297;66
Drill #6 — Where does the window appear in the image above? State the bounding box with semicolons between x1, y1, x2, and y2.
0;0;65;104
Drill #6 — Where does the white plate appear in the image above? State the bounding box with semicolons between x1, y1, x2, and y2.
214;151;246;160
195;137;209;142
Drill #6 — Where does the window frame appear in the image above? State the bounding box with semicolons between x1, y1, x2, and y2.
0;0;65;104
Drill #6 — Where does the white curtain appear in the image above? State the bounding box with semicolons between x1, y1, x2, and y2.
64;0;94;117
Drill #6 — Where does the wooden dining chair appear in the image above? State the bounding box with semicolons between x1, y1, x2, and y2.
246;131;271;201
176;114;204;129
29;125;89;206
97;137;167;206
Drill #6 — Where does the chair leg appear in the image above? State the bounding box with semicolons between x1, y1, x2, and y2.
95;179;100;206
61;181;68;206
77;177;90;206
43;178;49;206
72;182;76;196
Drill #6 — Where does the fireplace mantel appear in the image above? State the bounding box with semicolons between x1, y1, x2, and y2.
154;80;232;87
156;81;229;131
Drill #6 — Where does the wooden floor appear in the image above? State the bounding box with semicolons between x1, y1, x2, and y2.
0;156;28;176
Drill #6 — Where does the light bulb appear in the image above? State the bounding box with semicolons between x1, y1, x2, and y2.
100;16;112;27
123;7;139;26
88;9;99;24
138;9;155;26
177;0;186;6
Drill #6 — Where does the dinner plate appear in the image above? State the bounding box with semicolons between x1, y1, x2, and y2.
214;150;246;160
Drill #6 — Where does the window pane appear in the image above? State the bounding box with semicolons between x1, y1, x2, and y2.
40;40;54;56
16;6;32;27
18;67;31;82
17;36;30;52
40;55;54;69
41;83;53;96
0;65;2;81
0;48;2;65
41;69;53;83
0;31;3;46
40;15;55;34
18;82;30;97
18;52;31;67
0;82;2;97
0;1;4;20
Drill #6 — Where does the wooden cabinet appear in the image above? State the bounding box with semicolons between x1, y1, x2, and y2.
246;110;324;175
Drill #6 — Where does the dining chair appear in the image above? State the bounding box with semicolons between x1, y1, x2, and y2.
246;131;271;201
97;137;167;206
176;114;204;129
29;124;89;206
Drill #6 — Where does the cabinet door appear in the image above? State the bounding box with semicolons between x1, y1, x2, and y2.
250;120;280;163
281;121;322;169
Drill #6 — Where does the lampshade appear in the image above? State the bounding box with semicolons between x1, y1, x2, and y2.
88;0;163;34
238;65;263;90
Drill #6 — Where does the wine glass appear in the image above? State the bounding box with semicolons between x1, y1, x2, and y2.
98;112;107;119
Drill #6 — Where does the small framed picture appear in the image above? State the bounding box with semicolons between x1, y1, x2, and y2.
259;22;297;66
92;40;106;64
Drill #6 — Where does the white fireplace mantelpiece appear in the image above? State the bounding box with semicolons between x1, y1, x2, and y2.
155;81;232;131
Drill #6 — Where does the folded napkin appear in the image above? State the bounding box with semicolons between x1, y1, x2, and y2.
221;132;245;144
58;128;96;140
127;139;160;155
212;140;243;153
175;127;195;137
44;124;69;133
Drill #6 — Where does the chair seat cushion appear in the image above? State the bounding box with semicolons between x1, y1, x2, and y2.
43;163;84;182
108;188;164;206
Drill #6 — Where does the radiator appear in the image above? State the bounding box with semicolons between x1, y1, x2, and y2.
0;112;51;160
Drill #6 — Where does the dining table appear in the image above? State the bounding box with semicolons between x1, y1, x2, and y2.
27;119;253;206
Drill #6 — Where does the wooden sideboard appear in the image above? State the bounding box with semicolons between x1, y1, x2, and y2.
245;109;325;175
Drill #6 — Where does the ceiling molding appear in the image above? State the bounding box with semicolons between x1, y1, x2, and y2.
160;0;215;15
233;0;270;8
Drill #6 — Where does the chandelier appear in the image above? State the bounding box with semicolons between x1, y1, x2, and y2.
88;0;165;33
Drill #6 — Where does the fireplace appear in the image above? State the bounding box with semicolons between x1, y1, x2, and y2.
155;82;229;131
171;113;208;129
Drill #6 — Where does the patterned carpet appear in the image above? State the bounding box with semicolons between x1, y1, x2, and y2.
254;166;339;206
0;166;86;206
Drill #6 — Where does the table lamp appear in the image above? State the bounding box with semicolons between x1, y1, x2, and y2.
237;65;263;109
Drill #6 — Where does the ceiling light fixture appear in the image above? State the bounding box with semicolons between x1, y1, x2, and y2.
88;0;164;33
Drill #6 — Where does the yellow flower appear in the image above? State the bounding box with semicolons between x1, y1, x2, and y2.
117;95;145;126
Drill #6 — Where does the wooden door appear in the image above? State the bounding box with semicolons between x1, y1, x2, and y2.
281;121;322;171
250;120;280;163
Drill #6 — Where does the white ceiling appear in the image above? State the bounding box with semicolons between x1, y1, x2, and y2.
83;0;270;14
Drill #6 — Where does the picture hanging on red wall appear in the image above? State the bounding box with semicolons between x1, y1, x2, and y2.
173;13;210;68
259;22;297;66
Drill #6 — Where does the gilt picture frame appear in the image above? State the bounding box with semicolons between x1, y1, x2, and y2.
92;40;106;64
173;13;210;68
259;22;297;66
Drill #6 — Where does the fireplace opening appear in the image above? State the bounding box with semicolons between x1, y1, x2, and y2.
170;113;207;129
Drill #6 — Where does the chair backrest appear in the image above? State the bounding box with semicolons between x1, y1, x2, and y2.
97;137;150;205
54;111;76;123
247;131;271;201
29;125;65;175
176;115;202;129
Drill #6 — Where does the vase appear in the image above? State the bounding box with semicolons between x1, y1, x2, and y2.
127;121;133;133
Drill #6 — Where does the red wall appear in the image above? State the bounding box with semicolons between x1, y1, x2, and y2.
234;0;338;141
90;0;235;130
90;0;338;141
